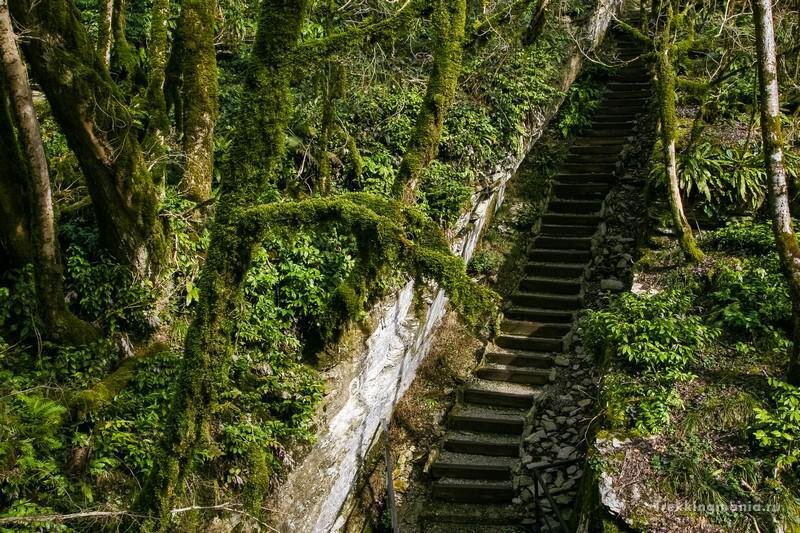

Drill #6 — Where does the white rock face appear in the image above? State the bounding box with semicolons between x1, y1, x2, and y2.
269;2;622;530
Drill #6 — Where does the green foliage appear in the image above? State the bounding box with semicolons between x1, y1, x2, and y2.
585;289;716;374
677;142;767;218
557;80;602;137
0;392;68;508
709;218;776;255
417;161;473;225
585;289;717;433
753;379;800;473
468;249;504;278
707;256;791;339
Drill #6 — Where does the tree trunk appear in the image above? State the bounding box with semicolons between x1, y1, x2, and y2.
111;0;134;76
392;0;467;203
179;0;218;202
0;4;97;344
137;0;310;522
144;0;171;187
654;7;703;262
754;0;800;386
97;0;113;68
10;0;167;279
0;74;31;267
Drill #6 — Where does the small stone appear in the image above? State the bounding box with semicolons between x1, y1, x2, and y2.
556;416;567;424
543;420;557;432
617;258;629;269
601;278;625;291
567;465;578;475
520;488;533;502
561;478;576;491
554;355;569;367
557;445;576;459
555;494;572;505
525;429;547;443
578;399;592;408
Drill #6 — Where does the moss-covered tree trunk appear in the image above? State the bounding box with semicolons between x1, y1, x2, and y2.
0;74;31;267
97;0;113;67
754;0;800;386
392;0;466;204
0;4;97;344
111;0;134;76
144;0;171;187
137;1;310;523
10;0;167;279
654;5;703;263
179;0;218;202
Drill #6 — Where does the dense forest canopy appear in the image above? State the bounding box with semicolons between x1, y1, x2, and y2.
0;0;798;530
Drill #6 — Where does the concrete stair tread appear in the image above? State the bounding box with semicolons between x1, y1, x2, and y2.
451;403;528;422
463;377;540;402
528;247;593;263
517;276;582;295
500;318;572;337
475;365;555;385
428;479;516;503
538;223;599;236
419;500;527;523
510;290;582;309
444;430;520;446
503;305;576;322
435;450;519;468
485;347;558;368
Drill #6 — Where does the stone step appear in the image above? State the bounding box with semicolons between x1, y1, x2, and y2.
568;144;624;156
485;347;556;367
424;522;528;533
431;451;517;481
560;161;617;172
554;172;614;184
528;247;592;263
534;234;594;249
539;223;599;237
607;81;650;90
443;431;520;457
541;212;603;226
449;404;527;434
604;87;649;96
475;363;555;385
547;199;603;214
494;334;564;352
501;319;572;337
463;380;537;409
567;152;620;163
518;276;581;295
588;112;640;121
511;291;582;310
420;501;529;525
430;478;515;503
587;120;637;130
570;136;628;146
579;129;635;138
597;99;647;109
524;261;588;278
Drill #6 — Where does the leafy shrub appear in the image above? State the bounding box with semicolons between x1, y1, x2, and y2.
468;250;504;278
707;256;791;339
586;289;717;433
557;80;603;137
418;161;473;226
709;218;776;255
0;393;68;507
752;379;800;473
584;289;716;374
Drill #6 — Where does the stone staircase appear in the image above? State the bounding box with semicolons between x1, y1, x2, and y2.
417;31;650;533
